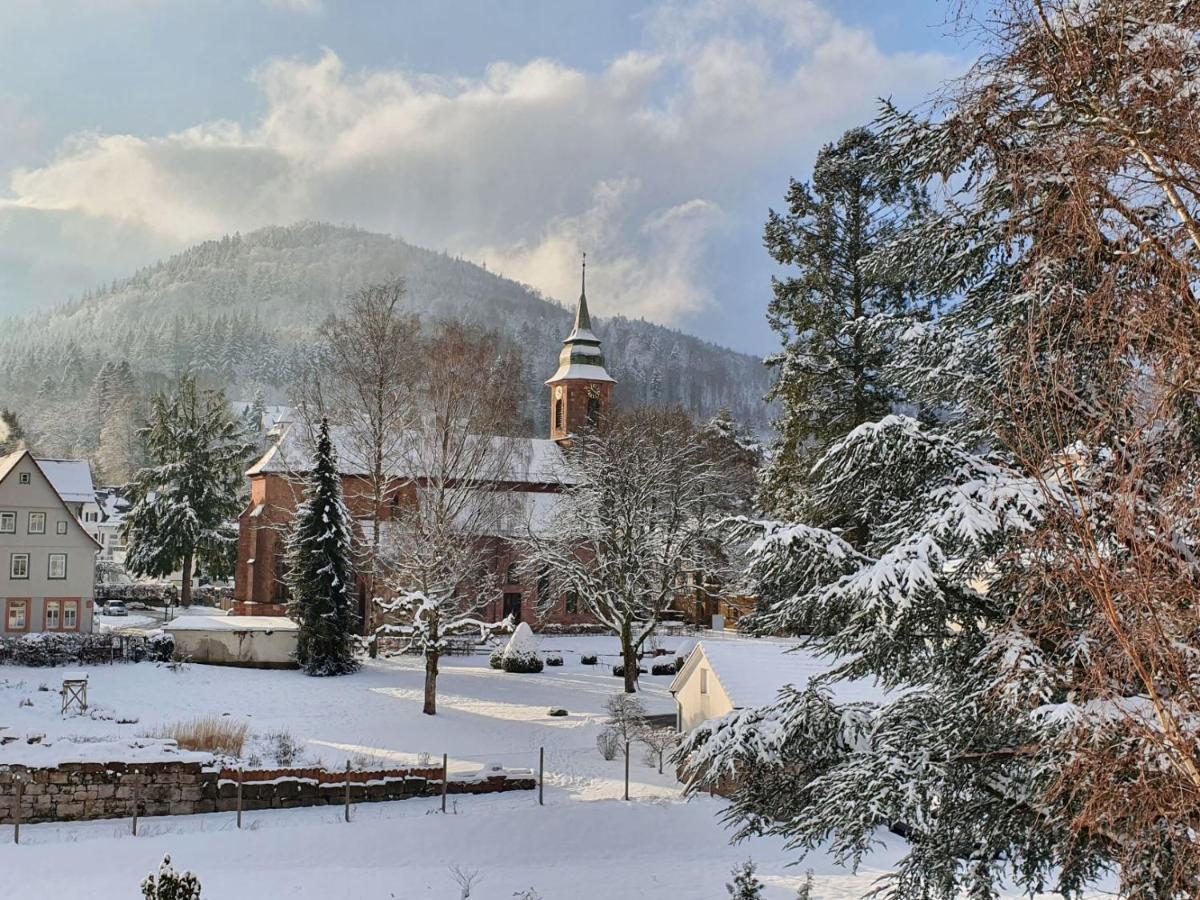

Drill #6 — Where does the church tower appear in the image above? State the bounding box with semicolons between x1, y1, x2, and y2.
547;254;615;444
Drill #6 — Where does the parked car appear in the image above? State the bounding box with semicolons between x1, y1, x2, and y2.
105;601;129;617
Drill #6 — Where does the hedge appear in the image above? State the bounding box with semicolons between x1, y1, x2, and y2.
95;583;234;607
0;631;175;666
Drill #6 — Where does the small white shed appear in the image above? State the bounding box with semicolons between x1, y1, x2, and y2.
164;615;298;669
669;639;875;732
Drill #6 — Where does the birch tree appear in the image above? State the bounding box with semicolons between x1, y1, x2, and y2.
524;408;727;693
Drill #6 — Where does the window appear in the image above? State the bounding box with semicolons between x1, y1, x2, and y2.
0;512;14;533
586;394;601;426
56;520;67;535
18;472;30;484
28;512;45;534
63;601;77;630
6;600;26;631
537;568;551;602
700;668;709;695
554;398;564;431
48;553;67;580
10;553;29;579
505;563;520;585
565;590;579;615
45;601;59;631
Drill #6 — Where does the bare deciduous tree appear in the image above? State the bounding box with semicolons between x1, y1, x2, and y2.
296;280;418;642
374;322;525;715
523;408;728;692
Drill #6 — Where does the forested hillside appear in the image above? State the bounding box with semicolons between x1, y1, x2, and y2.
0;223;770;471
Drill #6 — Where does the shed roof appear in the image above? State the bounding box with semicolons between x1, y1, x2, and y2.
671;639;885;709
165;615;298;633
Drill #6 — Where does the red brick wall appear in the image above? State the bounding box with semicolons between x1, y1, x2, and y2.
549;379;614;444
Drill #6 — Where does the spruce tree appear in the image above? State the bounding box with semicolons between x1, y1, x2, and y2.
122;377;254;606
759;127;931;527
285;418;359;676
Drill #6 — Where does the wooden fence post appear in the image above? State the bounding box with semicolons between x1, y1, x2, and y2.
236;768;243;829
13;774;23;845
538;747;544;806
343;760;351;823
624;742;630;801
131;770;140;836
441;754;448;814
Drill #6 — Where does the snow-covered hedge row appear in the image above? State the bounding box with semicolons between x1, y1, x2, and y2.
0;632;174;667
535;623;613;635
95;583;233;607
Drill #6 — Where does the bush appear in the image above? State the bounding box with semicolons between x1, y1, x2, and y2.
580;654;598;666
142;855;202;900
596;728;621;760
651;661;677;676
147;717;249;757
544;654;563;667
489;645;504;669
611;663;646;678
726;860;764;899
503;654;544;674
0;631;174;667
536;623;613;635
501;623;544;674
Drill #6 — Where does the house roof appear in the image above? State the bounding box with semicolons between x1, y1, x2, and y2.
34;458;97;505
247;422;572;486
670;639;886;709
0;450;101;549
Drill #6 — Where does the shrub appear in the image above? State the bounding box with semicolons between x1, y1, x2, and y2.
488;645;504;669
651;661;677;676
501;623;543;674
580;654;598;666
536;623;612;635
544;654;563;667
0;631;173;667
142;855;202;900
147;717;249;757
726;860;764;899
611;663;646;678
596;728;621;760
503;654;544;674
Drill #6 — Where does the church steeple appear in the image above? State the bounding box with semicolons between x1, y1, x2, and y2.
546;253;616;444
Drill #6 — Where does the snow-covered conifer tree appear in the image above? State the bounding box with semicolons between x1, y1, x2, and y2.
285;417;359;676
681;3;1200;897
122;377;254;606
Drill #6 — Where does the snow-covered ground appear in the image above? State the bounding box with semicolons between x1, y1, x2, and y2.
0;633;1104;899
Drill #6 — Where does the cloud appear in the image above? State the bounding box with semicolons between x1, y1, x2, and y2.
262;0;323;13
0;1;960;328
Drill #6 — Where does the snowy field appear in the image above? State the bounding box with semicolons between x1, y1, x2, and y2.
0;633;1103;899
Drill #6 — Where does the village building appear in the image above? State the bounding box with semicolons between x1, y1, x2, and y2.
0;450;100;635
233;266;616;632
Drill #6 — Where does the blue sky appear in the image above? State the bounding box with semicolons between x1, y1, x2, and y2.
0;0;966;354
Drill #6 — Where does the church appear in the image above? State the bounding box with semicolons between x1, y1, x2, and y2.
232;264;615;632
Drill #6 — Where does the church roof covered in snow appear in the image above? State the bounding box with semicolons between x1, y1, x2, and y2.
247;422;573;487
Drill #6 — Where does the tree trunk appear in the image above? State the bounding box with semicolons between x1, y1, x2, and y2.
621;621;638;693
180;548;194;607
423;648;439;715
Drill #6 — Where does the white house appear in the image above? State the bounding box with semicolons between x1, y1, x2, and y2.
0;451;101;635
669;639;883;733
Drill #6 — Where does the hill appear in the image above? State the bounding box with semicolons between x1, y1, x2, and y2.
0;223;771;463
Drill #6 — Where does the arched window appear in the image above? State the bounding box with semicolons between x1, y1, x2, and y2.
555;398;564;431
537;567;551;602
586;392;601;426
505;563;520;585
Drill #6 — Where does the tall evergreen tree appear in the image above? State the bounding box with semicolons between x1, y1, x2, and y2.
122;377;254;605
285;418;359;676
760;127;930;526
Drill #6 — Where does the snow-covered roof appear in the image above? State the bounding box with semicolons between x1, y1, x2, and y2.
35;458;96;504
671;639;885;709
0;449;22;484
165;615;298;633
545;363;616;384
248;423;571;486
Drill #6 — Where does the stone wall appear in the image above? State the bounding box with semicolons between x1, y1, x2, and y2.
0;760;534;825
